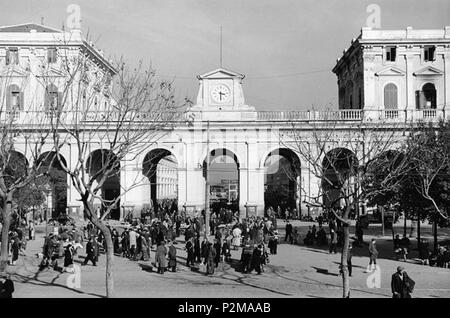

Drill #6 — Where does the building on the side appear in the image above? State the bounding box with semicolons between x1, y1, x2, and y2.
333;26;450;117
156;155;178;200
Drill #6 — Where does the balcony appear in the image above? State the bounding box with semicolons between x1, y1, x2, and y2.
0;108;448;128
256;108;449;123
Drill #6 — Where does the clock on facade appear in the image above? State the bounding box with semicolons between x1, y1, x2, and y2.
211;84;231;103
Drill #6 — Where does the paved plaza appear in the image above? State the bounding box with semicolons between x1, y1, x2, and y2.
6;220;450;298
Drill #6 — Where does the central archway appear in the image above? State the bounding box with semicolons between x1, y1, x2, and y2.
37;151;68;219
263;148;301;218
142;149;178;218
86;149;121;220
204;148;240;215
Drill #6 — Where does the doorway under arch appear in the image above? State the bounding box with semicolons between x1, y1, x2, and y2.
142;148;178;218
86;149;121;220
204;148;240;214
263;148;301;218
37;151;68;219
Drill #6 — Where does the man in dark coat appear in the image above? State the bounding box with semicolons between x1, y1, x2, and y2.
194;234;201;263
0;273;14;298
206;242;216;275
82;237;97;266
185;238;195;267
250;245;263;274
285;221;293;244
241;244;253;273
366;238;378;272
213;239;221;267
167;240;177;272
391;266;414;298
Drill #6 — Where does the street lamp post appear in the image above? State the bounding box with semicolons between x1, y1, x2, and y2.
204;121;211;239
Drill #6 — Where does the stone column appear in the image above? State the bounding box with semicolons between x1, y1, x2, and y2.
405;54;415;112
444;52;450;118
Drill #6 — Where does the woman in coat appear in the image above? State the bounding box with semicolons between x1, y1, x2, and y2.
206;243;216;275
155;241;167;274
141;234;150;261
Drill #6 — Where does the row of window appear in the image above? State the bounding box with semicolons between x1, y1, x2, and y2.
3;84;61;111
5;47;58;65
383;82;437;109
385;45;436;62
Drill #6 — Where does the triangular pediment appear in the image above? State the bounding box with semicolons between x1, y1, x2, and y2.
36;67;66;77
197;68;244;80
413;66;443;76
0;23;62;33
0;67;29;77
375;67;405;77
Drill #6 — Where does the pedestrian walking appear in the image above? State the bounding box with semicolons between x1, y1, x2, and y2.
250;244;263;274
213;239;221;267
167;240;177;272
206;242;216;275
10;233;20;266
329;229;338;254
82;237;97;266
185;238;195;267
285;221;293;244
366;238;378;272
391;266;415;298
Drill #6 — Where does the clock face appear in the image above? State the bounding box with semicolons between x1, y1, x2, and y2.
211;84;231;103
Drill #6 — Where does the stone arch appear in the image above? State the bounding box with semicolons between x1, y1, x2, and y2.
262;148;302;216
37;151;68;219
86;149;121;220
203;148;240;214
142;148;179;216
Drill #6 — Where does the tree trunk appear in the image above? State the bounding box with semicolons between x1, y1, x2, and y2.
433;218;438;253
341;223;350;298
84;203;115;298
0;193;13;272
417;210;421;250
403;213;407;237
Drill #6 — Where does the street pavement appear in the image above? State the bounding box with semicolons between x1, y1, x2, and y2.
5;220;450;298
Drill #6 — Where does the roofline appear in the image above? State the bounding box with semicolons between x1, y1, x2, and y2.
0;22;63;33
197;67;245;80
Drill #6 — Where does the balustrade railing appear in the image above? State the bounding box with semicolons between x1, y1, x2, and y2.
1;108;448;127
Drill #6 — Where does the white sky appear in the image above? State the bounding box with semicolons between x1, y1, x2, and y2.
1;0;449;111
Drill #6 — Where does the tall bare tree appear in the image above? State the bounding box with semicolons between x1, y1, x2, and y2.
42;39;189;297
283;110;411;297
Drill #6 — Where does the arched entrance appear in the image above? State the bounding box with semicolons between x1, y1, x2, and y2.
204;148;240;214
86;149;121;220
142;149;178;218
37;152;68;219
322;148;358;210
263;148;301;218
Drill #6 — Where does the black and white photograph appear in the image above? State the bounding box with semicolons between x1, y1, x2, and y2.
0;0;449;308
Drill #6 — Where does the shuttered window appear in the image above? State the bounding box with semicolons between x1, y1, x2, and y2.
6;85;23;111
45;84;61;111
384;83;398;109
